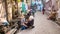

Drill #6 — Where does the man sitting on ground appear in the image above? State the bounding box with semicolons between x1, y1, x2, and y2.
47;10;57;21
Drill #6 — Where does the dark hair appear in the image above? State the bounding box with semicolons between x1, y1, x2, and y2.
53;10;56;11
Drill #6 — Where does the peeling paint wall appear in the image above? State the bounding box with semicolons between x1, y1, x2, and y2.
0;0;6;22
57;0;60;18
44;0;52;10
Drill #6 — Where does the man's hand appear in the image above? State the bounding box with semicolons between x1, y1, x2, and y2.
24;21;28;24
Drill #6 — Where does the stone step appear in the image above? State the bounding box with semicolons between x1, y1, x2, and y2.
6;28;17;34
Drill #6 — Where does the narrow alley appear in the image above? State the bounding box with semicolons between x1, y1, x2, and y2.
17;12;60;34
0;0;60;34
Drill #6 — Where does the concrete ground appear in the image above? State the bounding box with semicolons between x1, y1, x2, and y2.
17;12;60;34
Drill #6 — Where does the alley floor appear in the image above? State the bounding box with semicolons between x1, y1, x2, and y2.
17;12;60;34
